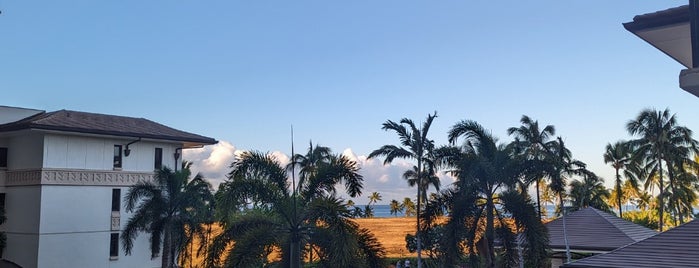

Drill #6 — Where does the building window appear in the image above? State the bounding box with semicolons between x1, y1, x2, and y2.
0;193;5;212
154;148;163;170
0;147;7;168
113;145;122;169
110;233;119;259
111;189;121;212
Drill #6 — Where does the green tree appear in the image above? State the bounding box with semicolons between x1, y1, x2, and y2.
437;120;549;268
545;136;586;263
508;115;556;219
569;172;611;212
389;199;404;217
403;197;417;217
210;149;384;267
626;108;698;231
368;192;382;206
368;112;438;268
603;141;634;217
121;166;212;268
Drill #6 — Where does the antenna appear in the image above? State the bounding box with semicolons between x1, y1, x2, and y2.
291;125;296;196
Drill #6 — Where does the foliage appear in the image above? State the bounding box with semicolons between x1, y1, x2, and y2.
369;112;440;267
569;172;611;212
508;115;556;219
121;165;213;268
626;108;699;230
389;199;405;217
421;120;549;268
211;146;385;267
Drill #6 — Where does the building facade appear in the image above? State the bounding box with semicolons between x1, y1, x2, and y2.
0;106;217;268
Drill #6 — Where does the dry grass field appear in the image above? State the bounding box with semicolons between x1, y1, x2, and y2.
184;217;419;266
353;217;417;258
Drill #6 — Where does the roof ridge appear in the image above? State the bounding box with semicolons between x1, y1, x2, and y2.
590;207;657;241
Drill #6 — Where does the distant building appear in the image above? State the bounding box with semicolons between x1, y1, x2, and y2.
545;207;656;268
0;106;217;268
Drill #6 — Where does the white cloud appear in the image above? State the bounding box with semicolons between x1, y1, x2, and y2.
183;142;445;204
183;141;241;188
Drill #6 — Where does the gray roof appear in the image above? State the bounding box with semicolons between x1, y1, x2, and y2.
0;109;217;146
623;5;688;32
563;219;699;268
546;207;657;252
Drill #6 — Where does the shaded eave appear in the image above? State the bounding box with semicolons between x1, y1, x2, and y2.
24;124;217;148
623;5;691;68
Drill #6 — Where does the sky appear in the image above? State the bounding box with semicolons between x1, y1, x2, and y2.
2;1;697;204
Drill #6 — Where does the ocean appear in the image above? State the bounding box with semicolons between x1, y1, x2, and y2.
366;204;563;218
371;205;403;218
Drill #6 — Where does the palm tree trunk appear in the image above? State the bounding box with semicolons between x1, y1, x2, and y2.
290;231;302;268
162;228;172;268
657;153;664;231
616;169;622;217
560;193;571;264
416;157;423;268
485;195;496;268
535;179;542;219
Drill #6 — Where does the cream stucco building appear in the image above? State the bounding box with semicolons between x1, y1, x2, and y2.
0;106;217;268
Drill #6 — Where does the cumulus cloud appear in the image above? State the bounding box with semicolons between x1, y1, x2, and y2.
183;141;291;188
183;143;449;204
183;141;240;187
338;148;453;205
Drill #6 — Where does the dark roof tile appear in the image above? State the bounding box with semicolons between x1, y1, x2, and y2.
546;207;657;252
563;219;699;268
0;110;217;145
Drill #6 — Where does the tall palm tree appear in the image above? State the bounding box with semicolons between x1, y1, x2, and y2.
389;199;404;217
626;108;698;231
545;137;586;263
210;150;384;267
440;120;549;268
121;166;212;268
368;112;438;268
603;141;633;217
508;115;556;219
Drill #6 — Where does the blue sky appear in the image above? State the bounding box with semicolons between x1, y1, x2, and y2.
2;1;697;203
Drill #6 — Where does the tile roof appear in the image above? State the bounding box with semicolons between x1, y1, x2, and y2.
562;219;699;268
0;109;217;145
623;5;688;32
546;207;657;252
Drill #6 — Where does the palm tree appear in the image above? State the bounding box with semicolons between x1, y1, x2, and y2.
508;115;556;219
368;112;438;268
368;192;382;206
210;149;385;267
389;199;404;217
439;120;549;268
403;165;441;204
626;108;698;231
545;136;586;263
569;172;611;212
603;141;634;217
403;197;417;217
121;166;212;268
